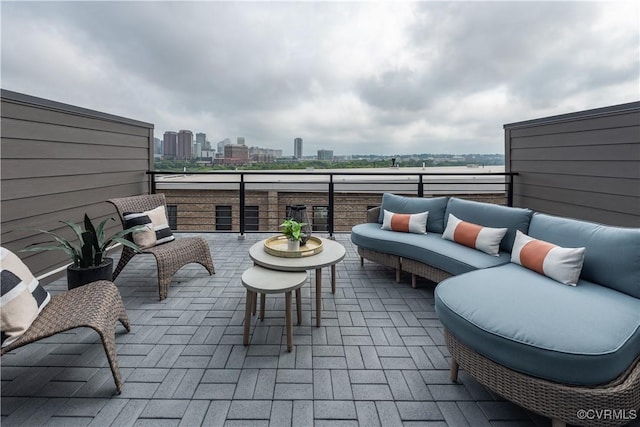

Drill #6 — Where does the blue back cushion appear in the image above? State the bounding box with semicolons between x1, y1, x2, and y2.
444;198;533;253
529;213;640;298
378;193;448;233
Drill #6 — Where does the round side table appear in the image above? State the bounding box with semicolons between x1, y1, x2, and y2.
242;266;308;352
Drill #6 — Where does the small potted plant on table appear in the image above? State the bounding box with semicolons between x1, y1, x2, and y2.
279;218;307;251
23;214;143;289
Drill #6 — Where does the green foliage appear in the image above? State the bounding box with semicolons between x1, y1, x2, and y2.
22;214;144;268
279;218;307;241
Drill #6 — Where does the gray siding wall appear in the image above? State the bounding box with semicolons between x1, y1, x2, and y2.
505;102;640;227
1;90;154;281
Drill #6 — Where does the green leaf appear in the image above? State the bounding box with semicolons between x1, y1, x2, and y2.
111;237;143;253
60;220;84;242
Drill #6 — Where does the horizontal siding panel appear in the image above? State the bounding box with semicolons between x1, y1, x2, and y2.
509;112;640;138
1;118;149;148
2;101;151;137
1;158;148;179
513;196;640;227
1;171;147;201
510;143;639;161
1;183;151;223
513;184;639;216
514;173;638;197
509;127;639;150
510;160;639;179
1;138;148;160
2;199;135;238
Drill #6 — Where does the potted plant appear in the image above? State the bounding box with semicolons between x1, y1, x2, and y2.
279;218;307;251
23;214;143;289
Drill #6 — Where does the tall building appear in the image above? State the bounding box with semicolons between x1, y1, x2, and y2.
294;138;303;159
163;131;177;158
317;149;334;161
237;137;245;145
196;133;206;148
177;130;193;160
153;137;162;155
217;138;231;157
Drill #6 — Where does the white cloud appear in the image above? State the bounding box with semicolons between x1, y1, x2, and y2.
1;1;638;156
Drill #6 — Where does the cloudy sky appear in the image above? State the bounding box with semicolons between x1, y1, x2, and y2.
2;1;638;156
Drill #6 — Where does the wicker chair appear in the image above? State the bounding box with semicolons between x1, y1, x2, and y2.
107;193;215;300
1;281;130;394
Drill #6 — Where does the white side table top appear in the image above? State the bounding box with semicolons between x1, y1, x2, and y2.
241;266;308;294
249;237;346;271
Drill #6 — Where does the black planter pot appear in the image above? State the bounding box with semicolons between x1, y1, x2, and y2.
286;204;312;245
67;258;114;290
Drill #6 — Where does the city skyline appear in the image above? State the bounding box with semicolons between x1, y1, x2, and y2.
2;2;637;155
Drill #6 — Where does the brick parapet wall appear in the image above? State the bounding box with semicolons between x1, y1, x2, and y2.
161;189;506;232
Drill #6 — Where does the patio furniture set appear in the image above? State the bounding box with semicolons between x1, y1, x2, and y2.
351;193;640;427
2;192;638;427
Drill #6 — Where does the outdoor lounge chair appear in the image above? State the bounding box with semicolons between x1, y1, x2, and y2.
108;193;215;300
1;280;130;394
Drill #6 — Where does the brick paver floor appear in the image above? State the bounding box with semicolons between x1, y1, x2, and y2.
1;233;552;426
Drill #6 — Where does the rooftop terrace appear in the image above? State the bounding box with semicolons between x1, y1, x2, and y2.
1;233;551;427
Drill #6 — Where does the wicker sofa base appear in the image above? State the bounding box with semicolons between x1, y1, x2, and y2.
445;330;640;427
358;247;401;282
357;247;452;287
401;257;453;288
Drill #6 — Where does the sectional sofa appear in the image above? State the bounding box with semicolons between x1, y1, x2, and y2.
351;194;640;427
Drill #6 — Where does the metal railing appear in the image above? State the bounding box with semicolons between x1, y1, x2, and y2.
148;169;517;237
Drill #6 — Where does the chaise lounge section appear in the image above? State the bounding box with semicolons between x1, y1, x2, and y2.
351;194;640;426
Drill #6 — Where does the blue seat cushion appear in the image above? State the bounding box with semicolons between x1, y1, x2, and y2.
444;198;533;253
378;193;449;234
351;223;510;275
528;213;640;299
435;263;640;385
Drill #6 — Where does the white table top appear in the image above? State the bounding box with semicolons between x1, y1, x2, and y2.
241;266;308;294
249;237;346;271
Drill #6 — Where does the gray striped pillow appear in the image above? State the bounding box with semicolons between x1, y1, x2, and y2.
1;247;51;347
124;206;174;248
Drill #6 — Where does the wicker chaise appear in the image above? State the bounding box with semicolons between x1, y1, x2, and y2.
446;331;640;427
108;193;215;301
1;281;130;394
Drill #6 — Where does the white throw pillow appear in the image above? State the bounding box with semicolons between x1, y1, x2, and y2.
511;230;586;286
442;214;507;256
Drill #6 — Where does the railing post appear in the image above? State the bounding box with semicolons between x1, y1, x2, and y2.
507;173;514;207
239;173;246;239
328;174;335;238
148;171;156;194
418;175;424;198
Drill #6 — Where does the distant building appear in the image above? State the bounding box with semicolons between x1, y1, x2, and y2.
317;149;333;161
294;138;303;159
217;138;232;157
163;131;177;158
196;133;206;150
154;137;162;155
237;137;246;145
218;144;249;165
177;130;193;160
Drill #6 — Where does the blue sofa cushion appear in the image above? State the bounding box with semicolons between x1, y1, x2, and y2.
444;198;533;253
378;193;448;234
435;263;640;385
528;213;640;299
352;223;509;275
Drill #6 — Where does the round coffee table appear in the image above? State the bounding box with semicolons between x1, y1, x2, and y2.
242;266;308;352
249;237;346;327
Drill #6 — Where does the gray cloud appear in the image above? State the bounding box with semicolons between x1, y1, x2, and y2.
1;1;638;156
